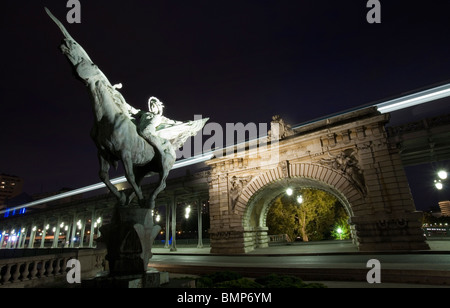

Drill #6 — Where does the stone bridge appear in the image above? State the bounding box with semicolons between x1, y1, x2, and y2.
2;108;449;256
206;107;431;253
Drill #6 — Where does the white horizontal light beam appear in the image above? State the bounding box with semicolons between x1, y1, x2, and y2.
376;83;450;114
0;153;214;216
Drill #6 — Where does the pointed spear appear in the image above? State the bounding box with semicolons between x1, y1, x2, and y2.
44;7;92;63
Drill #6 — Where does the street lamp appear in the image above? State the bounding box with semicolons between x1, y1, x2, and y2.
337;227;343;240
434;170;448;190
185;205;191;219
438;170;448;180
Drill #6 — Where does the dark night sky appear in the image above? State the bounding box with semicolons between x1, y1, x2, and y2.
1;1;449;211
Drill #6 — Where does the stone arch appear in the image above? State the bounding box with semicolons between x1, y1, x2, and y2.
234;163;365;251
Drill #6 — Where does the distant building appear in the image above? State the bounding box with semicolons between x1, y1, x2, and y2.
440;201;450;217
0;174;23;206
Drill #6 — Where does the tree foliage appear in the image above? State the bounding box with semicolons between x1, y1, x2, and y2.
266;188;348;242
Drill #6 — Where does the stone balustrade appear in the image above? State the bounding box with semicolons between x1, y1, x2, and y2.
269;234;291;243
0;248;106;288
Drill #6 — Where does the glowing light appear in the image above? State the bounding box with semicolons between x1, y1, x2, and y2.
185;205;192;219
286;188;293;196
435;181;443;190
438;170;448;180
297;195;303;204
156;214;161;223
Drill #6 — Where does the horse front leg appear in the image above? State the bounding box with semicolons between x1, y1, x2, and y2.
147;169;168;210
98;154;126;206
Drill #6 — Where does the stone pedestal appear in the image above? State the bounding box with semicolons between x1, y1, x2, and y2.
99;207;161;276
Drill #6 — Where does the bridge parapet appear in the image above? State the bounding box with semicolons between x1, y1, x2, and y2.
0;248;106;288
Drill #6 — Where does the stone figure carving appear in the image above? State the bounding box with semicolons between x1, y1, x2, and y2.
229;175;252;211
320;148;367;196
46;8;207;276
268;115;294;141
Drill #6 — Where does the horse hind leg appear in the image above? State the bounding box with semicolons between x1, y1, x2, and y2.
122;157;145;206
125;169;153;206
98;154;126;206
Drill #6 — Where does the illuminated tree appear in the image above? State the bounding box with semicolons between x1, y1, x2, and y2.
267;188;345;242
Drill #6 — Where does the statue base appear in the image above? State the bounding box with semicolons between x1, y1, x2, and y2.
99;207;161;276
82;268;169;288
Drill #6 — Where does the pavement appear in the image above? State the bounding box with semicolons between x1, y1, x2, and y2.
149;239;450;288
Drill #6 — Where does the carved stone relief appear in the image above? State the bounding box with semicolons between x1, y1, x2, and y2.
268;115;294;141
229;175;252;211
320;148;367;196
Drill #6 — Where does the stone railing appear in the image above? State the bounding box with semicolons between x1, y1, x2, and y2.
0;248;106;288
269;234;291;243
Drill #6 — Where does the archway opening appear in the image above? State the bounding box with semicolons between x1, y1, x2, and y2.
241;175;358;252
266;188;351;243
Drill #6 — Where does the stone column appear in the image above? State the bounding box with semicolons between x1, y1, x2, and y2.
79;216;86;248
0;230;5;249
8;227;14;249
28;224;37;248
89;209;96;248
170;195;177;252
40;220;48;248
52;216;62;248
165;203;170;249
96;213;102;239
197;199;204;249
17;226;27;249
70;213;78;248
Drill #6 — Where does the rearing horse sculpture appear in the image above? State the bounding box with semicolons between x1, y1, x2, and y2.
45;8;207;211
